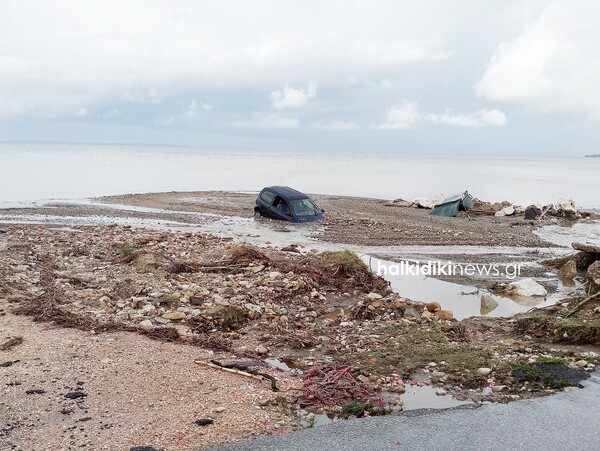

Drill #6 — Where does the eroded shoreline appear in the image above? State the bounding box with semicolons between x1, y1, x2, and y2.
1;191;599;450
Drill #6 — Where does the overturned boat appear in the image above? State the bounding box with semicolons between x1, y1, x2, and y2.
432;191;474;217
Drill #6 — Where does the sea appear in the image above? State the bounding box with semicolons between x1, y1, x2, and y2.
1;141;599;209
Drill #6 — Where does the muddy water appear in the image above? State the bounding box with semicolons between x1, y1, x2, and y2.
364;256;569;320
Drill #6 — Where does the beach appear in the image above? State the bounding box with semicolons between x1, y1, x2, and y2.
2;190;599;449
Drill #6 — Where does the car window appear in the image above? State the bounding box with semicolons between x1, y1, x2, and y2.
259;190;275;204
289;198;321;216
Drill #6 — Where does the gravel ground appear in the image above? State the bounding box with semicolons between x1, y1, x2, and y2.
99;191;555;247
1;191;557;247
0;314;296;451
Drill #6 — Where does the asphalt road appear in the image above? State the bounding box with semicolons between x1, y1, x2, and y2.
213;370;599;451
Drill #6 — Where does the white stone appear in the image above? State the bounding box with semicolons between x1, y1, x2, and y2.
476;367;492;376
506;278;547;297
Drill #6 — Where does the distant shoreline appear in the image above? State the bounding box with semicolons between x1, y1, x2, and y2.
584;154;600;158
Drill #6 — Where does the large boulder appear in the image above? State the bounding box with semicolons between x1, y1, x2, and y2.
506;278;547;297
587;261;600;295
557;260;577;282
480;294;499;315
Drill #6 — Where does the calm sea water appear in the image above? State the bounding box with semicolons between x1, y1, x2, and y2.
1;142;599;208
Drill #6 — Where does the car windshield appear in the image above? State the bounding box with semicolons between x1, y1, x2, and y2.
289;198;321;216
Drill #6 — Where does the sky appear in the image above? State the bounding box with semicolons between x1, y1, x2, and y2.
0;0;599;155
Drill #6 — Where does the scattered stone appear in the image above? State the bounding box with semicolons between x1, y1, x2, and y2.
195;418;214;426
78;416;92;422
130;447;159;451
154;317;170;325
255;345;268;355
403;306;421;319
434;310;454;321
425;302;441;312
189;296;204;306
476;367;493;376
435;388;447;396
139;319;153;329
65;391;87;399
213;407;226;413
367;292;383;300
0;360;19;367
161;311;186;321
575;360;589;369
25;389;46;395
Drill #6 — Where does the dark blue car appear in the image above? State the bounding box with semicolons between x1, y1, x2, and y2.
254;186;325;223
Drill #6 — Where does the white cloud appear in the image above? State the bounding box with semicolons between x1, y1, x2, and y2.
0;0;453;118
74;108;88;117
476;0;600;119
270;83;317;110
377;100;420;129
314;121;358;131
378;101;507;129
348;77;393;89
184;99;213;117
231;115;299;130
425;109;507;127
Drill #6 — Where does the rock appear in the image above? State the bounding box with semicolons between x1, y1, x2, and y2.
213;406;226;413
367;292;383;300
421;310;433;319
557;260;577;281
494;205;515;217
476;367;493;376
268;271;282;279
195;418;214;426
65;391;87;399
506;278;547;297
575;360;588;368
189;296;204;306
161;311;186;321
258;399;270;406
154;317;170;325
480;295;499;315
139;320;153;330
130;447;159;451
556;197;576;214
572;242;600;253
142;304;156;313
425;302;441;312
587;261;600;294
434;310;454;321
256;345;269;355
430;371;447;383
357;374;370;384
403;306;421;319
435;388;447;396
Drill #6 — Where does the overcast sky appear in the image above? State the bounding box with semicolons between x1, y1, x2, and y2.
0;0;598;155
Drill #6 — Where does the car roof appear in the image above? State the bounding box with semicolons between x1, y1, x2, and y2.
262;186;309;200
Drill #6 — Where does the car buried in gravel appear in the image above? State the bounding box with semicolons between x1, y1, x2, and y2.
254;186;325;223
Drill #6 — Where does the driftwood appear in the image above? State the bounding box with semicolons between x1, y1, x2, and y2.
562;291;600;318
194;360;279;391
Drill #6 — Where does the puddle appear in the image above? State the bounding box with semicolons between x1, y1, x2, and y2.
364;256;570;320
265;358;303;376
398;384;471;411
